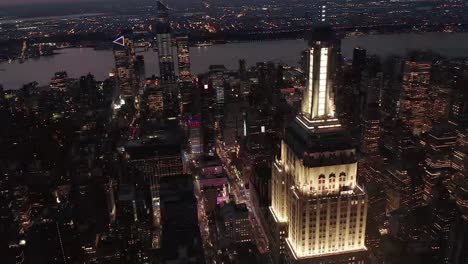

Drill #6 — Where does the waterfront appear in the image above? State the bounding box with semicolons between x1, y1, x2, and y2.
2;32;468;90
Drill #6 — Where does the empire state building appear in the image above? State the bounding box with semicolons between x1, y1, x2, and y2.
269;26;369;264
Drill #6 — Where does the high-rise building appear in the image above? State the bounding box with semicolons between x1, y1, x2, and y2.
220;203;253;244
250;163;272;210
428;184;459;264
179;81;194;116
199;155;228;213
400;61;432;135
384;165;413;213
78;74;99;108
198;76;216;156
269;26;368;264
176;36;191;81
155;1;176;83
144;77;164;117
381;57;404;124
124;125;183;248
257;62;281;104
421;122;457;204
360;104;382;157
445;118;468;264
114;39;139;98
49;71;69;91
221;96;246;151
447;216;468;264
159;174;205;263
352;47;367;76
347;60;384;132
450;78;468;123
381;123;425;213
208;66;227;131
176;36;194;119
188;114;203;157
429;85;451;122
243;106;276;165
239;59;247;80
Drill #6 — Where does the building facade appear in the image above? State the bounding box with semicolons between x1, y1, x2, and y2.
400;61;432;135
155;1;176;84
220;203;253;244
114;39;139;98
176;36;191;81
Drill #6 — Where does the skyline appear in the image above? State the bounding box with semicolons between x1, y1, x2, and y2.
1;1;468;263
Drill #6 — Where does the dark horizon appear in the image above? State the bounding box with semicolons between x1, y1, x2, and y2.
1;0;468;263
0;0;107;6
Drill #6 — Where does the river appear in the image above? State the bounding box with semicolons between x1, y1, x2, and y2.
1;32;468;90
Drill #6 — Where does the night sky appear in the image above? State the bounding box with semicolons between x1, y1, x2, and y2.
0;0;103;5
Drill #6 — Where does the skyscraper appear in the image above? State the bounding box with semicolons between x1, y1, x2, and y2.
421;122;457;204
188;115;202;157
450;78;468;123
220;203;253;244
352;47;367;79
114;39;139;98
176;36;191;81
159;174;205;263
124;125;184;249
155;1;176;83
145;77;164;117
445;114;468;264
269;26;368;264
400;61;432;135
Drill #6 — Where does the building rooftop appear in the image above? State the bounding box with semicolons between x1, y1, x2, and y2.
220;202;249;222
160;174;204;263
284;117;356;166
124;123;182;160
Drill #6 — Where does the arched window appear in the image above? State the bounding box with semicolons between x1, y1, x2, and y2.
339;172;346;187
318;174;326;190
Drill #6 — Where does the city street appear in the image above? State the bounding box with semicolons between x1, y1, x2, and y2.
216;142;270;254
193;167;218;263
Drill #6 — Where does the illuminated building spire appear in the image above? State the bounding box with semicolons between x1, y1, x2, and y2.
300;24;339;124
